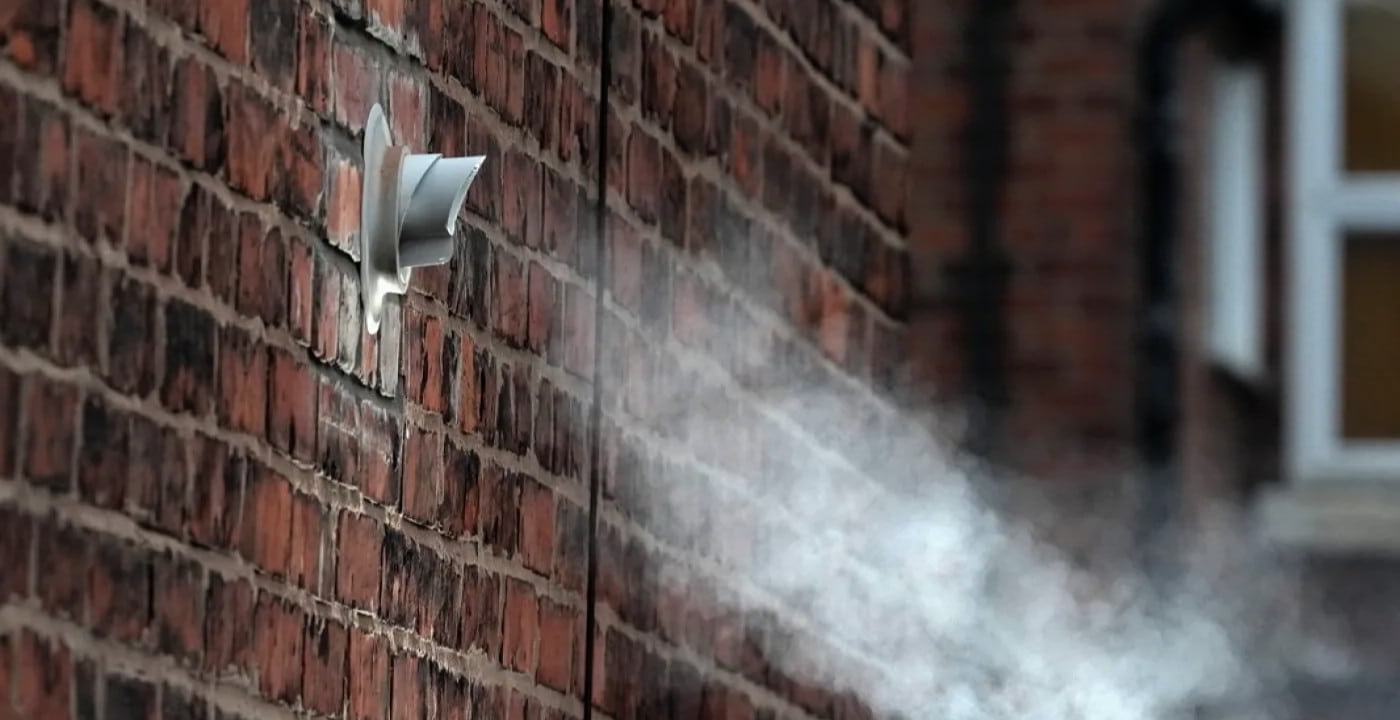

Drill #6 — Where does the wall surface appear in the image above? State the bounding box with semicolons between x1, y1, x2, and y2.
0;0;910;718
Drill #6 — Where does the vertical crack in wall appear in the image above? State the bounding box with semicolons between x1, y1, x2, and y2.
581;1;614;716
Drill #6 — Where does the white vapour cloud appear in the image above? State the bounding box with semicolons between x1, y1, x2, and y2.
628;380;1353;720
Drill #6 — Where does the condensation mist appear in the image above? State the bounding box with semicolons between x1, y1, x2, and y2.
612;367;1357;720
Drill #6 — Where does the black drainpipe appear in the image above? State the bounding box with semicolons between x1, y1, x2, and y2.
952;0;1015;458
1134;0;1200;584
1134;0;1274;581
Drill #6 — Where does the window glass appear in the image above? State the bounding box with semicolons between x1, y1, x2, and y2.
1341;232;1400;439
1344;0;1400;172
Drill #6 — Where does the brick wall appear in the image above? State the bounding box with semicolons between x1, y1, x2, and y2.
907;1;1144;480
0;0;909;718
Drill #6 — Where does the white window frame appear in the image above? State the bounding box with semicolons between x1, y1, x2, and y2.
1286;0;1400;483
1205;60;1267;382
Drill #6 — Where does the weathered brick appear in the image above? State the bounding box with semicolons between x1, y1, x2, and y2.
503;579;539;674
169;58;226;171
198;0;250;63
250;0;297;89
1;0;60;72
296;6;332;115
267;349;317;462
121;23;172;143
126;158;183;274
14;633;71;720
108;276;156;396
161;297;216;415
462;566;503;657
492;249;529;347
359;400;401;505
63;0;123;115
317;378;361;484
236;221;288;327
336;510;383;611
89;540;153;643
626;129;659;223
542;0;571;49
126;415;187;534
152;552;203;661
76;394;129;510
401;423;445;526
13;98;69;220
348;628;389;720
0;505;30;600
217;324;268;436
187;435;244;550
518;477;555;576
204;574;256;676
1;238;56;351
253;595;305;703
225;82;279;201
240;462;294;577
302;618;348;717
22;375;79;492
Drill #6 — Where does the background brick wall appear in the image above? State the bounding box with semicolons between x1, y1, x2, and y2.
0;0;909;718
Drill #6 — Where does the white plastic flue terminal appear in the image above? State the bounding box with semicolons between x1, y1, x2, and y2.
360;103;486;334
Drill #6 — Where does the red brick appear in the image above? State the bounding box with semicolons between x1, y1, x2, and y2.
317;378;362;484
525;52;560;151
542;0;571;49
625;129;659;223
457;333;482;435
492;250;529;348
536;599;575;692
333;40;383;132
253;595;305;703
73;129;126;244
22;375;79;492
390;654;423;720
327;158;362;257
1;0;60;72
403;305;449;413
89;541;152;644
161;298;216;416
359;401;401;505
289;490;324;591
152;552;202;661
250;0;297;88
402;423;445;524
664;0;695;41
33;520;86;620
236;221;288;327
503;578;538;673
175;185;226;291
267;349;317;461
107;276;156;396
462;566;503;656
525;262;557;357
76;394;129;511
186;435;244;550
1;239;55;352
878;54;909;141
203;574;255;676
124;159;182;274
505;27;526;123
541;170;578;268
517;478;556;576
121;23;173;143
336;511;383;611
198;0;250;63
217;325;268;436
226;82;280;199
389;70;427;150
288;236;315;344
170;58;225;171
15;98;70;220
126;415;187;535
641;32;677;127
367;0;406;36
313;251;343;362
871;137;906;230
674;61;709;155
348;629;389;720
14;632;71;720
302;618;348;716
0;505;29;600
240;463;293;577
296;6;331;114
62;0;123;115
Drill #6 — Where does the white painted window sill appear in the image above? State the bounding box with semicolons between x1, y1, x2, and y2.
1255;482;1400;554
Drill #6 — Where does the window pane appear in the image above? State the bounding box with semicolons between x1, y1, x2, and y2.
1344;1;1400;172
1341;233;1400;439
